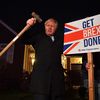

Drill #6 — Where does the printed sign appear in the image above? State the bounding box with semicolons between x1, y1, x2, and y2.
63;14;100;55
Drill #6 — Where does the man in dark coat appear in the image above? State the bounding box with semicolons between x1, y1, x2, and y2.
24;18;65;100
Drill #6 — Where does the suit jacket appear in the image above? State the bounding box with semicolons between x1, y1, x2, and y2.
27;31;65;95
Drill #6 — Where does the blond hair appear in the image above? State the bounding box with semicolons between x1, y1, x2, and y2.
44;18;58;28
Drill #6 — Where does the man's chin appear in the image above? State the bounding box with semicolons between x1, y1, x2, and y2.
46;33;54;36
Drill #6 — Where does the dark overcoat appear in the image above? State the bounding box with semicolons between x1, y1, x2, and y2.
23;27;65;96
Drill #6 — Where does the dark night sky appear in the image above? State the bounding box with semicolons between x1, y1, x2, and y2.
0;0;100;32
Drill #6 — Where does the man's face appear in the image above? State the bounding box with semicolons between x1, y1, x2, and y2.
45;20;57;36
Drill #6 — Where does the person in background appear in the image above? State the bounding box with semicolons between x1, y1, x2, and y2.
21;17;65;100
82;52;100;100
79;54;88;99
